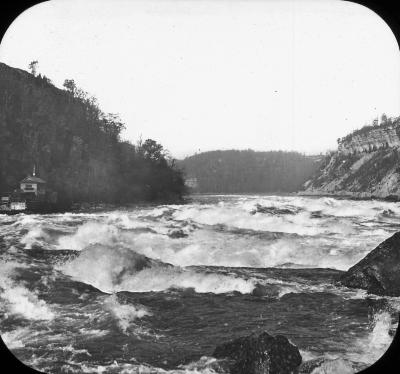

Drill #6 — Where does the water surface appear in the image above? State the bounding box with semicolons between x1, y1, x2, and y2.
1;194;399;373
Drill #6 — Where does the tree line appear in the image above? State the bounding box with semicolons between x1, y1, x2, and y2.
0;62;185;203
179;150;321;193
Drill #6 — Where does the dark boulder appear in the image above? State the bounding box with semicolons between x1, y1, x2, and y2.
298;357;325;374
250;204;298;216
381;209;395;217
339;232;400;296
168;229;188;239
310;210;323;219
213;331;302;374
251;283;280;298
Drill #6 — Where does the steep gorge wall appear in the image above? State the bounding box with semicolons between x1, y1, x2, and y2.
338;124;400;155
304;118;400;199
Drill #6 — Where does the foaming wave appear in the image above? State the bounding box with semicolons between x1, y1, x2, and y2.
103;294;151;334
116;266;255;294
298;310;396;374
57;222;119;250
6;195;399;271
309;358;354;374
59;360;220;374
178;356;223;373
59;244;255;294
0;262;55;321
133;231;363;271
172;204;330;236
365;312;394;357
1;285;55;320
345;310;396;367
1;327;27;349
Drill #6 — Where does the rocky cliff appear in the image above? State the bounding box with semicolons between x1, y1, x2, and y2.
338;118;400;155
339;232;400;296
304;117;400;199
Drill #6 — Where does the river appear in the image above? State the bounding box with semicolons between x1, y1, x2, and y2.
1;194;399;373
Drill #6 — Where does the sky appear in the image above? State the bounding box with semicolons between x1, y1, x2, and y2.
0;0;399;159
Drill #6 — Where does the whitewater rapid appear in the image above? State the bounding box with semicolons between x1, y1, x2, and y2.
4;194;400;270
1;194;400;373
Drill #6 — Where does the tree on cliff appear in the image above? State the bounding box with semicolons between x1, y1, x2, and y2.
28;60;38;76
63;79;76;94
138;139;166;163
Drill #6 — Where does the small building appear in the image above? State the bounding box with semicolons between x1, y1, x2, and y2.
0;195;10;211
0;166;61;214
10;201;26;211
185;177;198;189
20;167;46;197
1;196;10;204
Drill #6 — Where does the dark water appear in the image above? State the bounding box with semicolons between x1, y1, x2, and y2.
1;194;400;373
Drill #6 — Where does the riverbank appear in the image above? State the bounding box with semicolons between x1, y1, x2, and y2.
70;197;189;213
298;189;400;202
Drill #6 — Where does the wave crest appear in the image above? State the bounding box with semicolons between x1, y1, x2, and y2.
59;244;255;294
0;262;55;321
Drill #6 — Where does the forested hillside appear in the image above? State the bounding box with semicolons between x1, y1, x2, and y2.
180;150;321;193
0;62;185;203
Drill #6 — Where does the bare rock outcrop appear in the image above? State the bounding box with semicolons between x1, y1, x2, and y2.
338;124;400;156
339;232;400;296
213;331;302;374
303;117;400;200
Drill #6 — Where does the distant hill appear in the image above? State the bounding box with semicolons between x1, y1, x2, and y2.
304;116;400;199
179;150;322;193
0;62;185;203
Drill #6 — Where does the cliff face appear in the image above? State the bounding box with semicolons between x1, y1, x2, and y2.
338;123;400;155
304;118;400;199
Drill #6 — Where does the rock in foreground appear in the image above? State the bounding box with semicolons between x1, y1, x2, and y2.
251;283;280;298
340;232;400;296
213;331;302;374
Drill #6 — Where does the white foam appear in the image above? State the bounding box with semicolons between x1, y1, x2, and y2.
5;195;400;271
1;328;26;349
172;204;329;236
20;225;50;249
357;311;394;363
57;222;119;250
310;358;354;374
344;311;396;366
0;261;55;321
1;285;55;320
68;358;220;373
103;294;151;334
59;244;255;294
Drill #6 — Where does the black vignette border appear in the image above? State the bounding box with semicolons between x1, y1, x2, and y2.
0;0;400;373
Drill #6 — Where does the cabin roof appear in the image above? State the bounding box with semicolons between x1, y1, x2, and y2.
20;176;46;184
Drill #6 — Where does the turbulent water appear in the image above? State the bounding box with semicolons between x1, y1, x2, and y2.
1;194;400;373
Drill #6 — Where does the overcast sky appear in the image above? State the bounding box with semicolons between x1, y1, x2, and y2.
1;0;399;158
